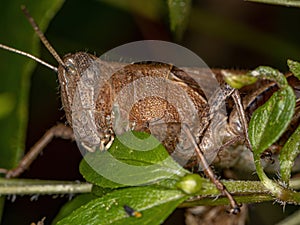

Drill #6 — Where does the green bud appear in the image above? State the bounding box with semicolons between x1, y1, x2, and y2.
177;174;203;194
223;70;257;89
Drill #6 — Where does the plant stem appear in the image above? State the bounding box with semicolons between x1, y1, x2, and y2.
180;194;273;207
254;153;300;204
0;178;92;195
1;177;300;206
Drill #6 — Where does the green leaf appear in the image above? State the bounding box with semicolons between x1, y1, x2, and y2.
0;0;64;222
249;78;300;204
249;86;295;154
56;186;188;225
245;0;300;8
0;0;64;170
0;93;15;119
288;59;300;79
167;0;191;40
249;66;288;88
52;194;97;225
80;131;188;188
279;125;300;184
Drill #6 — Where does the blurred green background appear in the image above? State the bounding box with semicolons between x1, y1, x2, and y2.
0;0;300;224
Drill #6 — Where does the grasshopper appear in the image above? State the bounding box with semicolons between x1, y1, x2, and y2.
1;6;299;215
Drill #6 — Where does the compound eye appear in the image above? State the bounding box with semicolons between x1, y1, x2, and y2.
65;58;77;76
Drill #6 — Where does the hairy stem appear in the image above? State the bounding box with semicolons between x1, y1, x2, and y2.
0;178;92;195
1;177;300;206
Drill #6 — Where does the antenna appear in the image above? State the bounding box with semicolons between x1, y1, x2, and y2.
0;43;58;72
0;5;66;72
21;5;66;68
